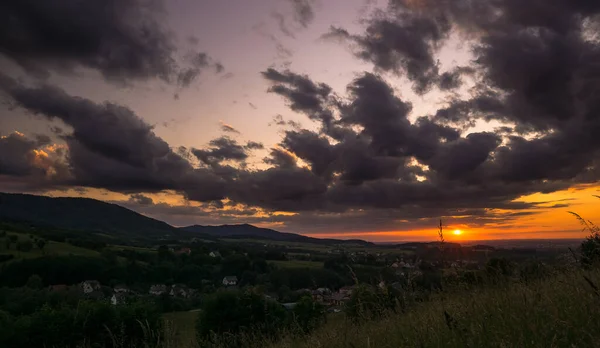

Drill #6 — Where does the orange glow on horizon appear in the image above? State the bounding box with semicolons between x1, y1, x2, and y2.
304;185;600;242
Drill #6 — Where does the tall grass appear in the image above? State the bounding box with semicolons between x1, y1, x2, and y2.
271;267;600;348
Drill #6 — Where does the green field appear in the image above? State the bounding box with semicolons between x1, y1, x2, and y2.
0;232;100;259
269;260;324;269
221;238;331;252
108;244;156;253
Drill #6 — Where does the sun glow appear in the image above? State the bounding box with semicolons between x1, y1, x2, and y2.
453;229;463;236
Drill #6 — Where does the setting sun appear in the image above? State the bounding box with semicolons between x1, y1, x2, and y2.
453;229;463;236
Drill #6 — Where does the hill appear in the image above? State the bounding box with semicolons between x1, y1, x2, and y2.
0;192;178;239
180;223;373;246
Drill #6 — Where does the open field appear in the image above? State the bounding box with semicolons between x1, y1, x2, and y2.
220;238;331;252
0;232;100;259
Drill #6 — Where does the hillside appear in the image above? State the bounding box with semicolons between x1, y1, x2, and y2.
0;192;178;239
266;268;600;348
180;224;373;246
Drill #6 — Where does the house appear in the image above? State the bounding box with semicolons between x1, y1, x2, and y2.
311;288;331;302
49;284;68;292
327;292;350;306
111;292;131;306
209;251;221;258
222;276;238;287
81;280;101;294
176;247;191;255
338;285;356;297
113;284;129;294
149;284;167;296
170;284;190;298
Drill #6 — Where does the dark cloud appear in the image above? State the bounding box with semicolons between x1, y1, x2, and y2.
0;0;222;87
262;68;347;139
264;148;297;169
177;52;224;88
288;0;316;28
0;131;68;189
324;6;452;94
34;134;52;147
4;0;600;235
129;193;154;205
245;141;265;150
0;132;38;176
0;76;227;201
437;66;476;90
0;0;174;83
192;137;249;165
231;167;327;212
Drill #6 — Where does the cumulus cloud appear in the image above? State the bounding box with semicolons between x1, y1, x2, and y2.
0;75;227;200
0;132;40;176
129;193;154;205
0;0;221;86
192;137;250;165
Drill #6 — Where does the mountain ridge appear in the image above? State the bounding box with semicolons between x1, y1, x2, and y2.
180;224;374;246
0;192;372;245
0;192;178;239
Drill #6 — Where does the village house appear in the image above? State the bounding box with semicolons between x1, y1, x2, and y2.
176;247;191;255
81;280;101;294
110;292;131;306
222;276;238;287
113;284;129;294
327;292;350;307
149;284;167;296
209;251;221;258
170;284;190;298
338;285;356;297
49;284;68;292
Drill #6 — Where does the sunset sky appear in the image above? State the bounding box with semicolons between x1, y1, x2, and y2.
1;0;599;242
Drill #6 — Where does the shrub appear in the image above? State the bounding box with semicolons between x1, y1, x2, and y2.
197;289;288;347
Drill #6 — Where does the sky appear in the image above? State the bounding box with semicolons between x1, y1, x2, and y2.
1;0;600;242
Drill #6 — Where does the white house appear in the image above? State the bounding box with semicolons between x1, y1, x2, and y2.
111;292;130;306
222;276;238;287
209;251;221;258
149;284;167;296
81;280;101;294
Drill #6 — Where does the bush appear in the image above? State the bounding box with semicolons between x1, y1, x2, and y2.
292;296;326;334
197;289;288;347
345;284;396;323
0;300;162;348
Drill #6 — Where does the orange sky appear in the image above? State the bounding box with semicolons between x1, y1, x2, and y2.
301;185;600;242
